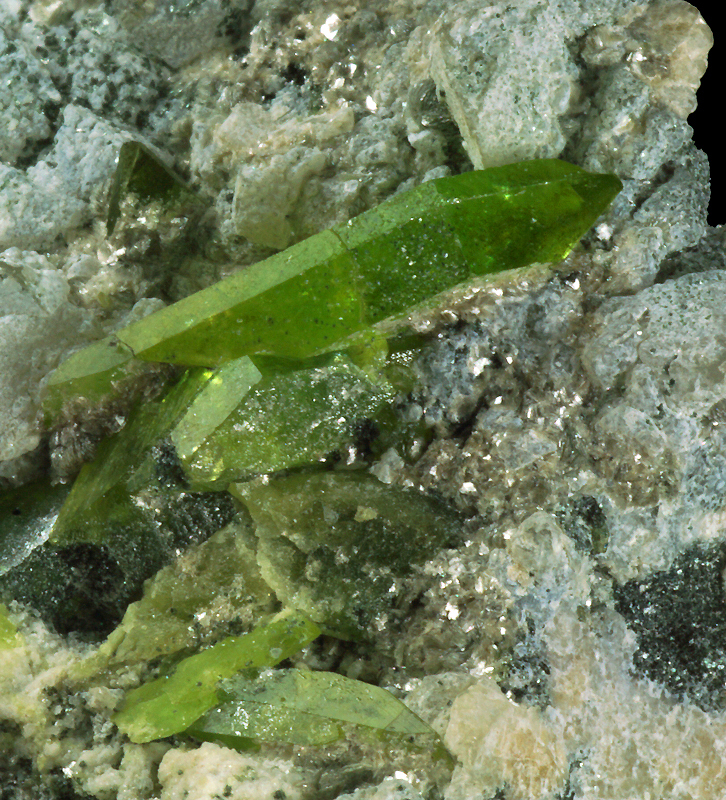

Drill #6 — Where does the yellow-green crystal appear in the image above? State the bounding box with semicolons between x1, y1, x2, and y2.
172;353;397;488
44;159;621;411
113;608;321;743
72;516;275;676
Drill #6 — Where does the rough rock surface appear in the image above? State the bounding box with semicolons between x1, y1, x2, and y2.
0;0;721;799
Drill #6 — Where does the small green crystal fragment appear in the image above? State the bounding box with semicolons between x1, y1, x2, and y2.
113;608;321;743
0;603;21;649
50;368;212;544
173;353;397;488
72;516;275;677
107;141;202;236
42;338;142;422
232;471;464;638
46;160;621;403
171;356;263;465
187;668;436;749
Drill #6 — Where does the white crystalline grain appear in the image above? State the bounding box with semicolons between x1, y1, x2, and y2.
157;743;310;800
0;105;127;251
444;676;568;800
428;0;582;169
0;251;91;471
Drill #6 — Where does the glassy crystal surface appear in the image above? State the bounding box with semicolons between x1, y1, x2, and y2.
113;608;321;743
189;667;438;748
43;160;621;411
173;353;397;488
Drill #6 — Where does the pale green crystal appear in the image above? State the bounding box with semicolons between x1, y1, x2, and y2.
171;356;263;466
72;516;275;677
233;471;464;638
113;608;321;743
188;667;436;748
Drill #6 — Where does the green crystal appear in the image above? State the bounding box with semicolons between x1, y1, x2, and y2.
72;516;275;677
170;356;263;468
50;368;213;544
172;352;397;488
232;471;464;638
113;608;321;743
188;667;438;749
44;159;621;410
106;141;203;236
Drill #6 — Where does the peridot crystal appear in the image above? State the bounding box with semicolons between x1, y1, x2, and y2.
44;159;621;413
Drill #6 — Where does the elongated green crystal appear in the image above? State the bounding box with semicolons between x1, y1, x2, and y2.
113;608;321;743
188;667;436;748
122;159;621;364
50;368;213;544
44;159;621;409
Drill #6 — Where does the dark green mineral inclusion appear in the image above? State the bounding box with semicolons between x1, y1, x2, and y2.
44;159;621;412
106;141;201;236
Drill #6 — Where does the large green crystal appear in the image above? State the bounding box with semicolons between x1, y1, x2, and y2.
44;159;621;409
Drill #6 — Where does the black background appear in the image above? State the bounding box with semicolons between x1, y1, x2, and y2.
690;2;722;226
